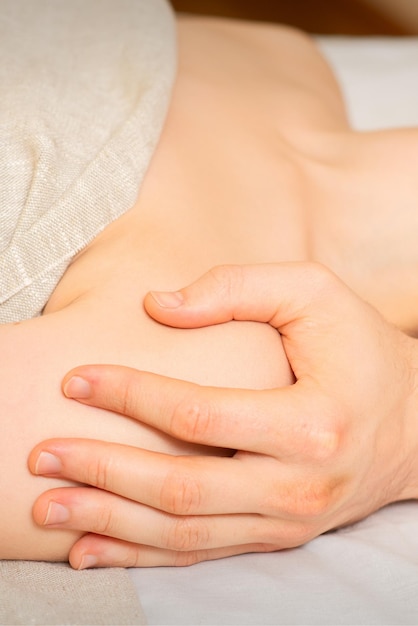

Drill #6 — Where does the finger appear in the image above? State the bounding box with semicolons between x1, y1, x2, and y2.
30;440;327;517
61;368;330;456
69;535;280;569
143;262;354;333
29;439;259;514
32;486;306;552
31;441;341;523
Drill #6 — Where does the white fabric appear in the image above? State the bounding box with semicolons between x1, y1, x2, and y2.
318;36;418;130
129;36;418;626
0;0;176;323
132;502;418;625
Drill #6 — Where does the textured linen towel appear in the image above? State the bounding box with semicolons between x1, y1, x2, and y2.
0;0;176;322
0;561;146;625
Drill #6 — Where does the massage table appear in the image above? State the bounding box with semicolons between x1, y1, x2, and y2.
2;15;418;626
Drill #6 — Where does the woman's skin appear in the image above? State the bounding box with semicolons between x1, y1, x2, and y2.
4;16;418;562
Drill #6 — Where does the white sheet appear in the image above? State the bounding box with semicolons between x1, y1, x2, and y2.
129;37;418;625
318;37;418;131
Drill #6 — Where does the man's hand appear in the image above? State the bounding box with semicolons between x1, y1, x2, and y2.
28;263;418;569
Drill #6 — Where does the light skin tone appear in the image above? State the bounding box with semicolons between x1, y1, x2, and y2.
29;263;418;569
2;16;418;564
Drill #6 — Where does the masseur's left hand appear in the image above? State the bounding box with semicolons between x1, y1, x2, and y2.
28;263;418;569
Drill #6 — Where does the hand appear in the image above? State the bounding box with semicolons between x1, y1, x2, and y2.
28;263;418;569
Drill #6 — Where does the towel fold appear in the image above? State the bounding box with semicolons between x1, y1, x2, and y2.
0;0;176;322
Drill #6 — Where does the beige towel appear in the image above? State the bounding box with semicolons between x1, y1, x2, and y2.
0;561;146;625
0;0;176;322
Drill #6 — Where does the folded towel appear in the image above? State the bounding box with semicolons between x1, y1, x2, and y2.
0;0;176;322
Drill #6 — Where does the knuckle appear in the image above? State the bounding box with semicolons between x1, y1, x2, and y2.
306;422;342;462
208;264;245;302
93;505;116;536
251;543;282;554
283;521;318;547
286;478;341;520
304;261;336;290
159;468;202;515
114;547;142;569
298;397;344;462
170;389;217;443
163;516;209;552
259;518;316;548
299;484;333;518
299;262;343;308
208;265;246;307
116;372;141;418
85;456;114;491
173;549;209;567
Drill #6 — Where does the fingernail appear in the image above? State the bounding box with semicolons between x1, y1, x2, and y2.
35;451;62;475
78;554;99;570
44;502;70;525
63;376;91;399
150;290;184;308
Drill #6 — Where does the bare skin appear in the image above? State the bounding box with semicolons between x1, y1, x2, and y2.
3;16;418;561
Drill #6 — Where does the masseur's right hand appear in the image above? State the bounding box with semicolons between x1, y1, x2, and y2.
29;263;418;568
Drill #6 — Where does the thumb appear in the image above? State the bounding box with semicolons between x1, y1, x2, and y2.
144;262;350;332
